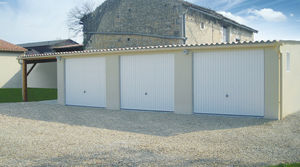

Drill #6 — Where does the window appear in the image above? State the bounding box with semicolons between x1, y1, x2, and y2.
286;52;291;72
223;27;229;43
200;22;205;29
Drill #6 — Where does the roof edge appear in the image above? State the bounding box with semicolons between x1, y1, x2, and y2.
18;40;280;60
182;1;258;33
279;40;300;45
18;39;78;48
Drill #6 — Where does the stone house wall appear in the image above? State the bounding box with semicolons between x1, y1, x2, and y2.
82;0;255;49
184;9;253;45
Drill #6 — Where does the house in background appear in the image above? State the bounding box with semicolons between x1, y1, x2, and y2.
0;39;26;88
82;0;257;49
18;39;83;89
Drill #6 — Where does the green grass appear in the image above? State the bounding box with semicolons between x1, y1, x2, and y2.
0;88;57;103
269;163;300;167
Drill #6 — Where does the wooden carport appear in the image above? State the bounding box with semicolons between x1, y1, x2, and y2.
20;57;57;101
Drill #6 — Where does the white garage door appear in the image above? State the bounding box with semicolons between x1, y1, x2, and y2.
65;57;106;107
121;54;174;111
194;49;264;116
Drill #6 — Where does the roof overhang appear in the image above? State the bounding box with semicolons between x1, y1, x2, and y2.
18;40;283;61
182;1;258;33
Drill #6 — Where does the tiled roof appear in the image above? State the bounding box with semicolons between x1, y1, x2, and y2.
19;40;280;59
0;39;27;52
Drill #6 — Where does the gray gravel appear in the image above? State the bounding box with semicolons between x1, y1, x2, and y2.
0;102;299;167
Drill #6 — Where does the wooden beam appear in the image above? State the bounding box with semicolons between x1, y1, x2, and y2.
27;63;37;76
24;57;57;61
26;59;57;64
22;60;28;102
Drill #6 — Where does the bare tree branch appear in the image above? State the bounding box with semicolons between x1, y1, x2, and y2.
68;1;95;37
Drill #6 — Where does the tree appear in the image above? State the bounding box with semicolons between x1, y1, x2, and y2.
67;2;96;37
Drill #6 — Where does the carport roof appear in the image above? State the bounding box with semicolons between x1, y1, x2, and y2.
18;40;298;60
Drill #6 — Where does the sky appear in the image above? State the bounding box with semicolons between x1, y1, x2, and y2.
0;0;299;45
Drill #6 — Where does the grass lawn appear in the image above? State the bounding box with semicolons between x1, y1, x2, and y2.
270;163;300;167
0;88;57;103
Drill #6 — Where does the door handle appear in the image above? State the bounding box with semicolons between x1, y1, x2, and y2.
83;90;87;94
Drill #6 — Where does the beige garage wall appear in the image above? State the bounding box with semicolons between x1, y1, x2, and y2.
280;43;300;118
174;51;193;114
106;55;120;110
57;58;65;105
56;43;294;119
28;62;57;88
264;47;280;120
0;52;22;88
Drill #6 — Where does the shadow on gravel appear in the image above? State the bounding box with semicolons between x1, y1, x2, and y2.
0;103;274;137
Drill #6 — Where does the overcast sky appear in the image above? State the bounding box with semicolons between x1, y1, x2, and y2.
0;0;299;45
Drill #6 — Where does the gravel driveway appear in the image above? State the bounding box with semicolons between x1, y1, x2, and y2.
0;102;299;166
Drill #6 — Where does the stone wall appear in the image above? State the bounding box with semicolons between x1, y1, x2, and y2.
185;9;253;45
88;34;182;49
230;27;254;42
82;0;255;49
83;0;184;49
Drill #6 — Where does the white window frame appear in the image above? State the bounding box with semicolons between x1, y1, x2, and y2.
223;27;229;43
200;22;205;30
286;52;291;72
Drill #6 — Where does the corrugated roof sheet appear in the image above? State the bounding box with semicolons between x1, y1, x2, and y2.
18;39;77;48
51;44;83;49
19;40;279;59
0;39;27;52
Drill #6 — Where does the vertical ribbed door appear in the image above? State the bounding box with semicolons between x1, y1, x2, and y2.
193;49;264;116
120;54;174;111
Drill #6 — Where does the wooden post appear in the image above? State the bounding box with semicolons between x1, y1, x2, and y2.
22;60;28;102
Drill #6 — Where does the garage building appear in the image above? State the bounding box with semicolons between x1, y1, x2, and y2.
19;40;300;120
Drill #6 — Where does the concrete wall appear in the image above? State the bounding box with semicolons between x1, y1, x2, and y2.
0;51;57;89
280;42;300;118
185;11;253;45
174;51;193;114
28;62;57;88
264;47;280;119
57;44;288;119
57;58;65;105
0;51;23;88
106;55;120;110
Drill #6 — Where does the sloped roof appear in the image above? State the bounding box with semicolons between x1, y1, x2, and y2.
0;39;27;52
19;40;284;59
183;1;258;33
18;39;78;48
52;44;83;49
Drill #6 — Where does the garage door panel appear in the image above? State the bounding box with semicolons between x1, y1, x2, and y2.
121;54;174;111
65;57;106;108
194;49;264;116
